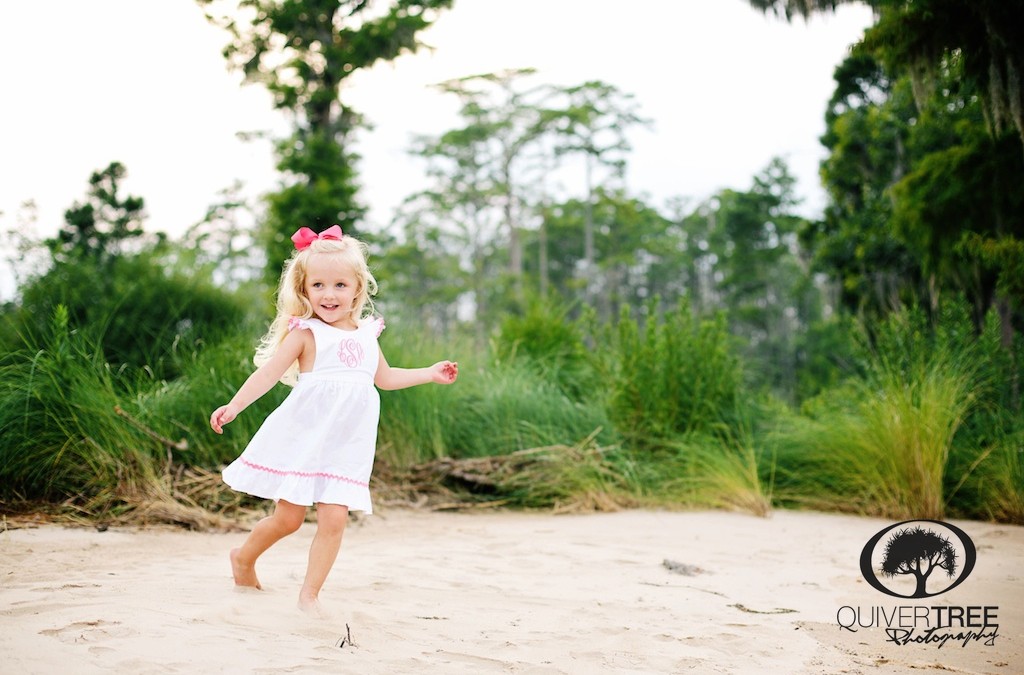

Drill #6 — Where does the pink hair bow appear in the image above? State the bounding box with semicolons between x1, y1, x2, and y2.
291;225;343;250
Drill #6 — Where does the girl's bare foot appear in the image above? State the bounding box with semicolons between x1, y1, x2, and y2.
298;595;330;619
230;548;262;589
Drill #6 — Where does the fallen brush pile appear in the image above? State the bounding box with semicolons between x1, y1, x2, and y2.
373;438;634;513
1;437;634;531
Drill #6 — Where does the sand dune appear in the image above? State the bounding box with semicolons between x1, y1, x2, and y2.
2;509;1020;674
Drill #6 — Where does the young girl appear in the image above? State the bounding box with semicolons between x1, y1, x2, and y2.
210;225;458;615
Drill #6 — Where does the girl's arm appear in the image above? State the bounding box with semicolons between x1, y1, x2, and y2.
374;345;458;391
210;329;312;434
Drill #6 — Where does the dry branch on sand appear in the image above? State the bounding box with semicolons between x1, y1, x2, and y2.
374;436;635;514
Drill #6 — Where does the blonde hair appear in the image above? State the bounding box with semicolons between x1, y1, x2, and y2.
255;236;378;385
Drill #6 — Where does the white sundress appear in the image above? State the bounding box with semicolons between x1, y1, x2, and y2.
222;315;385;513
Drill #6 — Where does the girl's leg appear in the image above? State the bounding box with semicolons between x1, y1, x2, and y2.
231;499;307;589
298;503;349;613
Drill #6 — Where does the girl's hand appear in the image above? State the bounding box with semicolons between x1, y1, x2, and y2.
433;361;459;384
210;404;239;434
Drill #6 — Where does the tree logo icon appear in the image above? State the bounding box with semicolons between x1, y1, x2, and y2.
859;520;977;599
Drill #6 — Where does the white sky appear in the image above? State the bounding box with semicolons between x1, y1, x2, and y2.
0;0;874;294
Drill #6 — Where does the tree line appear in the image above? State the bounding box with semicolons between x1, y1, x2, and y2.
188;0;1023;405
4;0;1022;408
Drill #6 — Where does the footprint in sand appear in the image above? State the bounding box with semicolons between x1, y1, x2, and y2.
39;619;135;644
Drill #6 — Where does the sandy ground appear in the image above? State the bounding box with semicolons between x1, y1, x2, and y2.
1;508;1021;674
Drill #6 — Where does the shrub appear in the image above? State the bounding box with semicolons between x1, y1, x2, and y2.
495;301;597;401
771;305;985;519
0;306;163;503
4;253;249;381
374;319;613;467
604;300;742;448
132;324;287;469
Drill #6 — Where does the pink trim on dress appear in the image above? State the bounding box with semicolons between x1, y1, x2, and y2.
288;316;311;332
239;458;369;488
375;317;386;338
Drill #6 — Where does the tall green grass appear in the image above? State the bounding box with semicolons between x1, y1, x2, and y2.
494;302;598;401
604;301;742;446
970;430;1024;522
688;427;773;517
0;306;248;527
2;294;1019;525
373;321;473;467
0;308;183;520
377;319;613;467
447;433;637;513
373;304;771;515
605;436;772;516
939;309;1024;522
859;349;976;518
133;325;286;468
0;306;153;501
771;308;984;520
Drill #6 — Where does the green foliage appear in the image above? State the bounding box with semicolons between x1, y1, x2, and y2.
937;308;1024;522
3;252;249;381
0;307;163;504
261;130;365;283
890;133;1024;281
855;346;976;520
371;226;467;338
792;314;859;402
800;6;1024;341
524;188;678;321
4;291;1021;523
50;161;146;264
1;161;250;383
963;428;1024;523
374;324;473;467
605;301;742;447
403;72;656;329
711;161;815;395
961;234;1024;313
402;72;822;401
773;303;1023;521
494;301;597;401
812;59;924;316
0;305;267;526
440;362;612;460
132;326;288;469
404;68;551;321
374;319;613;467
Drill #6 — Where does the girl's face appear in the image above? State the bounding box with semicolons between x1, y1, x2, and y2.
304;253;361;329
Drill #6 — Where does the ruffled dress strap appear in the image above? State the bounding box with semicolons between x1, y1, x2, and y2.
288;316;315;332
373;316;386;338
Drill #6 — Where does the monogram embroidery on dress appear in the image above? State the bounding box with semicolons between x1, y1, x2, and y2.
337;338;365;367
